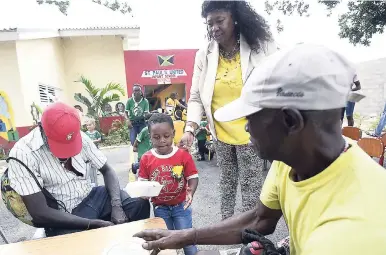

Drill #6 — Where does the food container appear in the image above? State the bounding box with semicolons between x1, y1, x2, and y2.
125;181;163;198
347;91;366;103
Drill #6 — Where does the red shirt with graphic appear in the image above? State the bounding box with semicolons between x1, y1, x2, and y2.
138;147;199;206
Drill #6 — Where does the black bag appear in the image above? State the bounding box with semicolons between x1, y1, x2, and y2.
1;157;68;227
239;229;286;255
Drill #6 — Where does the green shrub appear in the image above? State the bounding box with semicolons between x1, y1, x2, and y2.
100;120;130;147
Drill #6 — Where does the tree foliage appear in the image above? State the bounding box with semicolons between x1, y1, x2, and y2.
36;0;70;15
36;0;132;16
74;75;126;119
264;0;386;46
92;0;132;14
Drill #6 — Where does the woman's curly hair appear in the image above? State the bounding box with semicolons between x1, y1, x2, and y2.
201;0;272;52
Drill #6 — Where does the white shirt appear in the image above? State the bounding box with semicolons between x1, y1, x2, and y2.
8;127;107;212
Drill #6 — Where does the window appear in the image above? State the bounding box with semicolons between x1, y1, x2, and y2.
39;84;60;106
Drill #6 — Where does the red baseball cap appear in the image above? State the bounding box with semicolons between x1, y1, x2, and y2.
41;102;82;158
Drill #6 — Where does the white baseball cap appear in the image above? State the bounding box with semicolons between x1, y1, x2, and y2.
214;43;356;122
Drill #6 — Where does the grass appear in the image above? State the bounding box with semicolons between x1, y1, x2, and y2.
353;112;380;131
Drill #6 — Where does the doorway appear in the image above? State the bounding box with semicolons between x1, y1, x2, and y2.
144;83;186;111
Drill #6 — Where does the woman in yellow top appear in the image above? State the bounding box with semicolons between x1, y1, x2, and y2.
179;0;277;219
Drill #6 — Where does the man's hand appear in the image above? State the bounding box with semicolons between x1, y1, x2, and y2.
134;229;193;252
133;146;138;152
184;186;193;210
111;206;128;224
90;219;115;229
127;121;133;129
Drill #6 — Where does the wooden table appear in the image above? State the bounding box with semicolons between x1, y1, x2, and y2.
0;218;176;255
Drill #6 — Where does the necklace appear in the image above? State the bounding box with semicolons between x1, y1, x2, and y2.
219;40;240;60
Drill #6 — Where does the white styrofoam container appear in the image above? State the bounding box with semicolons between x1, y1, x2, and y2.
125;181;163;198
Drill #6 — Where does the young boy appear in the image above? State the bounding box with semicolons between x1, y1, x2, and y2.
138;113;199;255
85;118;102;180
196;119;210;161
132;126;152;175
85;118;102;147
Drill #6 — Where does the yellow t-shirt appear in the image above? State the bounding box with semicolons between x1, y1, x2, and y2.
166;98;178;108
260;139;386;255
211;53;249;145
173;120;185;145
166;98;179;119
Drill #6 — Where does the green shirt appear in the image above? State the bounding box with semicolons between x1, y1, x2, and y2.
85;130;101;141
196;121;208;141
125;97;149;121
136;126;152;159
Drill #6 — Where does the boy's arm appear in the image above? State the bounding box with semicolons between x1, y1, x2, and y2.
94;131;102;143
134;129;144;152
184;177;198;210
133;140;139;152
352;80;361;91
137;155;149;181
144;99;150;113
188;178;198;196
183;151;199;209
176;100;186;109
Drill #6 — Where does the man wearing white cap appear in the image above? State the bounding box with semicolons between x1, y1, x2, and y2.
134;44;386;255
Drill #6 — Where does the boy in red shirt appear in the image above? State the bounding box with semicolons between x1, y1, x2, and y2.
138;113;199;255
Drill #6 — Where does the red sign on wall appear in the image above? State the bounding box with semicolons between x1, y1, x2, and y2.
124;49;198;100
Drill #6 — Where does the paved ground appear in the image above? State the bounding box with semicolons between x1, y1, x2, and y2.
0;146;288;252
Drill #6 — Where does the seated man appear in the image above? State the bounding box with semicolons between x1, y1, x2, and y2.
135;44;386;254
8;102;150;237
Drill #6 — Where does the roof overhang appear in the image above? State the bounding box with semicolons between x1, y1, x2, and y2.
0;27;139;42
0;29;18;41
59;27;139;38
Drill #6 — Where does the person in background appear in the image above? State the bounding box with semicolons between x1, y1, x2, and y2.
115;102;126;117
196;119;212;161
134;44;386;255
7;102;150;237
179;0;277;220
126;84;150;145
74;105;86;127
370;104;386;137
85;118;102;148
102;104;113;116
132;125;152;175
166;92;186;117
138;113;199;255
341;74;361;126
179;98;187;108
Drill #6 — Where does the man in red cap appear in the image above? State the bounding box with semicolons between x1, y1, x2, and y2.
7;102;150;236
